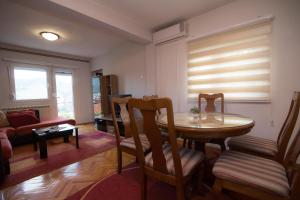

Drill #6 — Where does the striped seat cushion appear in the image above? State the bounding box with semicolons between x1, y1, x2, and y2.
213;151;290;197
228;135;278;157
145;144;204;177
120;134;150;152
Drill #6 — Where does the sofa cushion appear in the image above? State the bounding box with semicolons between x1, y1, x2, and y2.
0;110;9;127
7;110;40;128
0;139;13;160
7;109;38;118
16;118;76;136
0;127;16;138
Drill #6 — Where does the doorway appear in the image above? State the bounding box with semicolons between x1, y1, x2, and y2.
92;70;103;117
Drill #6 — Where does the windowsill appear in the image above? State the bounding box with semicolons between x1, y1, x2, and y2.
12;98;50;103
1;104;50;111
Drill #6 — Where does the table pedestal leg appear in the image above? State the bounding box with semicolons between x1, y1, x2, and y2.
210;138;226;151
194;141;205;152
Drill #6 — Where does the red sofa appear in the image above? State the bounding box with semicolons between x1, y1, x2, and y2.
0;109;76;146
0;131;13;181
0;109;76;180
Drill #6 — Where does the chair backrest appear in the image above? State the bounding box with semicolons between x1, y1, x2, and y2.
282;127;300;200
198;93;224;113
277;92;300;161
143;95;159;100
111;97;132;148
143;95;161;116
128;98;184;178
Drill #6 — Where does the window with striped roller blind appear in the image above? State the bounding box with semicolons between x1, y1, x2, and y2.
187;21;272;101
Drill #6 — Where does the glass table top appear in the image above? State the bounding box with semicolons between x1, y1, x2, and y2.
157;112;254;130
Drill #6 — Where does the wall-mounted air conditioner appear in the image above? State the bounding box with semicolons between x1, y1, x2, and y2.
153;22;186;45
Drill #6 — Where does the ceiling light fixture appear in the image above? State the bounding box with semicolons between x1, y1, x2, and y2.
40;31;59;41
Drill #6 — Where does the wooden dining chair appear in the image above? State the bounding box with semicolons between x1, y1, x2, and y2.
184;93;225;149
143;95;161;115
143;95;171;142
198;93;224;113
111;97;151;174
128;98;205;200
143;95;159;100
212;125;300;200
228;91;300;162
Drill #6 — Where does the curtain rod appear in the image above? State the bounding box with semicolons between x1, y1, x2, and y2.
0;46;90;63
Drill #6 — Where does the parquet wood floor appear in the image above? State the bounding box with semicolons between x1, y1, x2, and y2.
1;124;135;200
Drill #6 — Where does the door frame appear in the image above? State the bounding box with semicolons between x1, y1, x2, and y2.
52;68;76;120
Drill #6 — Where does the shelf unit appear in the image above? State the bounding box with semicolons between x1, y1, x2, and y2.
100;75;118;115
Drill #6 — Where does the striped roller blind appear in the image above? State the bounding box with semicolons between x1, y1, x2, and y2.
187;21;272;101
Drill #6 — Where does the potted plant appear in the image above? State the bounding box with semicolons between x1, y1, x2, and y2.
190;106;200;119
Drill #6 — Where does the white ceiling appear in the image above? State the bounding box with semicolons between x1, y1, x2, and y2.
0;0;234;58
0;0;129;58
95;0;234;30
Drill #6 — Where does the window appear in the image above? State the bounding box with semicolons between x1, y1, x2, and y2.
13;67;48;100
187;21;272;101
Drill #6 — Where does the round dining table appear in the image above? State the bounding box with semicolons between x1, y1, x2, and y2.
157;112;255;150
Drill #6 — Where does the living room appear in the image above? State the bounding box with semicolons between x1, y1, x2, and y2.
1;0;300;200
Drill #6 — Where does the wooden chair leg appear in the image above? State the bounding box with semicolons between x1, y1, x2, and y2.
213;179;223;193
117;149;122;174
176;182;186;200
183;138;187;147
196;163;206;193
188;139;193;149
141;173;148;200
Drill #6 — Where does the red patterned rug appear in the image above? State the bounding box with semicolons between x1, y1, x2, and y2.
67;165;176;200
1;131;115;188
67;163;232;200
66;145;226;200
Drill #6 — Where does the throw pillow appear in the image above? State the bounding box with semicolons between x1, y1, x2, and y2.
0;110;10;127
6;110;40;128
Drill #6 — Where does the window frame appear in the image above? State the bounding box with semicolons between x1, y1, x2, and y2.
9;63;51;102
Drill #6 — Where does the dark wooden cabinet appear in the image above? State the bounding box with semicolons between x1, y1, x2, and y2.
95;115;125;136
100;75;118;115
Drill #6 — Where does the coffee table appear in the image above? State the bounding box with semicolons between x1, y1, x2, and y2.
32;124;79;159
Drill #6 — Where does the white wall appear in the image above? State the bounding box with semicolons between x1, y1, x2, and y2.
89;0;300;140
0;50;93;124
145;0;300;140
91;42;147;98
